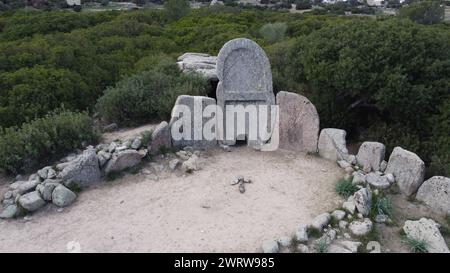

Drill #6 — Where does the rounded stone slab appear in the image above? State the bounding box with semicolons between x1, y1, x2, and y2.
216;38;273;94
385;146;425;197
215;38;275;146
416;176;450;215
276;91;319;153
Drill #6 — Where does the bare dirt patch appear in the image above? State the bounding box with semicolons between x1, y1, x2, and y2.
0;147;344;253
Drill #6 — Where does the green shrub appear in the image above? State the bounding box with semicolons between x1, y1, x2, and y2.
399;1;445;25
95;67;208;126
259;22;288;44
0;110;99;174
335;178;358;198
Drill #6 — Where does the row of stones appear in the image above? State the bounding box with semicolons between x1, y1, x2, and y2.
318;128;450;216
0;123;199;220
262;129;450;253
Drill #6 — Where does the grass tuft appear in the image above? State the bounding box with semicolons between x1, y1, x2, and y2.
402;236;428;253
315;238;328;253
335;178;358;198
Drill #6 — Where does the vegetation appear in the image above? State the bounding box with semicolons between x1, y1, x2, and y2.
0;6;449;176
95;59;208;126
374;196;394;218
0;110;98;174
259;22;288;44
164;0;190;21
399;1;445;25
335;178;358;198
315;238;328;253
402;235;428;253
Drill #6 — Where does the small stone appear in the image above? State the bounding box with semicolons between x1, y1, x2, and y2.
3;191;13;200
349;218;373;236
38;180;60;201
347;155;357;165
366;172;390;189
18;191;46;212
343;233;351;239
52;185;77;207
181;154;199;173
344;167;354;174
238;183;245;193
220;145;231;152
338;160;351;169
339;220;349;229
277;236;292;248
0;205;18;219
296;224;308;243
342;196;356;214
311;213;331;231
354;187;372;217
352;171;366;185
262;240;279;253
47;168;56;179
331;210;346;221
131;138;142;150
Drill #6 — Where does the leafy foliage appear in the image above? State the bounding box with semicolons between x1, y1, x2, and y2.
95;61;208;126
399;1;445;25
259;22;288;44
0;111;98;174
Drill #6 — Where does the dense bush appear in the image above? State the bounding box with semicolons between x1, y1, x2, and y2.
95;62;209;126
284;19;450;176
399;0;445;25
0;111;99;174
259;22;287;44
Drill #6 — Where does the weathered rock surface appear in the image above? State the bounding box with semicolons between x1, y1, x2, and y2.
365;172;390;189
276;91;319;153
403;218;449;253
105;149;146;175
342;196;356;215
416;176;450;215
331;210;346;221
349;218;373;236
328;240;361;253
385;147;425;196
170;95;217;149
354;187;372;217
318;128;349;161
262;240;279;253
296;224;308;243
352;171;366;185
149;121;171;154
0;205;18;219
58;148;101;188
177;53;217;80
52;185;77;207
356;142;385;172
18;191;46;212
311;213;331;231
181;154;199;173
36;180;60;201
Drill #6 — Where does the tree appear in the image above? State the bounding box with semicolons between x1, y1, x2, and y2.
164;0;190;21
399;1;445;24
259;22;288;44
296;0;312;10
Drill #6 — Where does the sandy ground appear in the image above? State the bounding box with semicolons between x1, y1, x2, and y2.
0;147;344;253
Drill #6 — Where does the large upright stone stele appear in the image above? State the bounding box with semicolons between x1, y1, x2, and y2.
276;91;319;153
216;38;275;147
